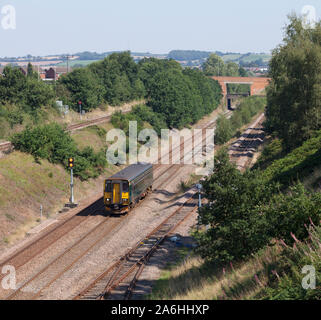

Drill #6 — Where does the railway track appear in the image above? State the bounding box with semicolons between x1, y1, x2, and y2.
67;115;114;132
1;108;229;300
74;193;198;300
0;141;13;152
2;163;187;300
229;113;265;169
0;110;132;154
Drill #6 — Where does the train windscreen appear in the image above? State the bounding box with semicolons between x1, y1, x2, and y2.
122;182;129;192
105;181;112;192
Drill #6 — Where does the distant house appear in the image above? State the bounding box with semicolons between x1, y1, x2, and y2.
44;67;70;81
0;64;68;80
45;67;56;80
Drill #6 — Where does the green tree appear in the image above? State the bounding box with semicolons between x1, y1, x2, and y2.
195;149;277;263
89;51;144;105
226;62;239;76
27;62;36;79
0;66;27;105
215;115;233;144
202;54;226;76
59;68;105;111
0;65;54;111
147;69;194;128
239;66;248;77
265;15;321;150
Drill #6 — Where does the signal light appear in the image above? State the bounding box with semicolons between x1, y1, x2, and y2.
68;157;74;169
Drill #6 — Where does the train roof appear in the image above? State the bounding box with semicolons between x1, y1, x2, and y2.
107;163;153;182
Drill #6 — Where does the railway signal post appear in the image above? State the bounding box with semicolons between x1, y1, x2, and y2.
78;101;82;120
196;183;202;208
68;157;75;204
196;183;203;231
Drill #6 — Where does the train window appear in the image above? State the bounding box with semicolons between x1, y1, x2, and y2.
122;182;129;192
105;182;112;192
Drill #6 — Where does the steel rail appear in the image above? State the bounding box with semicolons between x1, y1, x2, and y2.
74;195;198;300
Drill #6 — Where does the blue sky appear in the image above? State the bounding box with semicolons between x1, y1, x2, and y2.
0;0;320;57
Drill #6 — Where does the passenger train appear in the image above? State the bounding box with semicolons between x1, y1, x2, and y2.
104;163;153;214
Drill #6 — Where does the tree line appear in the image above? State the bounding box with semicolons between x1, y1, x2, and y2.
0;52;223;140
57;52;222;129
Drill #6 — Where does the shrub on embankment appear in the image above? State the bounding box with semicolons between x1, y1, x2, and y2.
10;123;107;180
215;96;266;145
259;131;321;189
195;148;321;265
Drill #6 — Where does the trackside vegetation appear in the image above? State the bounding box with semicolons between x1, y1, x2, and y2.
196;149;321;263
0;52;222;140
265;15;321;151
215;96;266;145
58;53;222;129
10;123;106;180
188;15;321;300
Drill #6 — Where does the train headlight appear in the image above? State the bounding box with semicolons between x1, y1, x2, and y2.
106;198;111;202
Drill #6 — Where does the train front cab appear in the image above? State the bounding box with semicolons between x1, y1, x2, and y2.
104;180;130;214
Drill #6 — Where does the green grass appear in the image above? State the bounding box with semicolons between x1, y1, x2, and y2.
260;131;321;188
148;229;321;300
71;125;107;152
56;60;99;67
221;54;243;62
239;53;271;63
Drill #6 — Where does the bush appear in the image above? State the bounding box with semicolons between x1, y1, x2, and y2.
10;123;106;180
131;104;167;135
111;111;144;136
215;96;266;145
195;150;278;264
262;131;321;188
264;184;321;244
0;66;54;110
262;225;321;300
215;115;233;145
195;149;321;264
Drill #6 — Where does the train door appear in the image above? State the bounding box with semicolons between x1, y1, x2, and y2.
113;183;121;204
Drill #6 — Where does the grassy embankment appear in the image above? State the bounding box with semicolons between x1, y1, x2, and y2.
0;132;119;249
0;106;134;248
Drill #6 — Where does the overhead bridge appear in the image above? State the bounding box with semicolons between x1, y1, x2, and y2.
212;76;271;97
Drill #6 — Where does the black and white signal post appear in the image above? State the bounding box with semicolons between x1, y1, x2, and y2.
68;157;75;204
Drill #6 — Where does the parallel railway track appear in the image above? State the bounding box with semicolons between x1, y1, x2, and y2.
74;193;198;300
0;108;228;300
0;110;132;153
0;163;185;300
229;113;265;169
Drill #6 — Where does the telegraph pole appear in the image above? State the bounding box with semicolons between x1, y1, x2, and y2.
67;55;69;74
